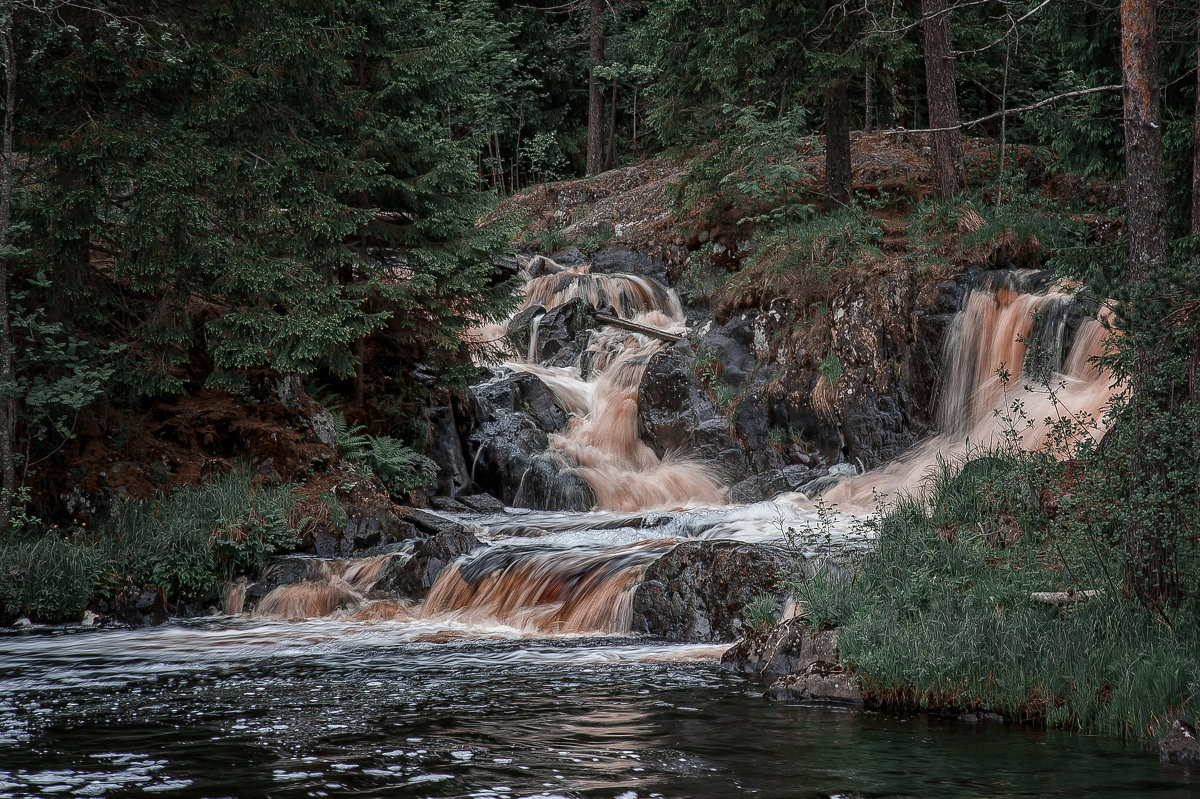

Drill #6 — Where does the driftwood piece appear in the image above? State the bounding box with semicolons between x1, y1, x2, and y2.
1031;590;1101;606
593;312;682;343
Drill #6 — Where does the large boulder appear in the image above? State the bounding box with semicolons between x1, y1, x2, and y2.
472;371;570;435
467;369;596;511
532;298;593;368
636;343;751;484
631;540;788;642
423;403;473;497
374;530;483;600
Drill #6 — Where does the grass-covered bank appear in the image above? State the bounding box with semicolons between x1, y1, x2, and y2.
0;468;311;624
792;451;1200;747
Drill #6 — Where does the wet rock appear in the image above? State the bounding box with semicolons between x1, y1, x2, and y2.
457;493;507;513
242;557;324;611
637;343;751;482
399;507;466;537
729;466;828;503
473;371;570;435
723;619;862;705
113;580;169;627
721;618;838;680
631;540;788;642
512;455;595;512
314;513;420;558
1160;720;1200;764
505;304;547;355
765;667;862;706
424;403;472;497
590;245;670;284
467;370;596;511
375;530;483;600
531;298;592;367
958;711;1005;723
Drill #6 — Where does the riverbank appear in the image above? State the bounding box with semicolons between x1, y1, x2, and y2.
726;448;1200;760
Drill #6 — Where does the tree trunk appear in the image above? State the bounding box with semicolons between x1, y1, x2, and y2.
863;62;874;133
0;23;16;534
606;75;617;170
1192;3;1200;244
586;0;604;176
1119;0;1173;606
921;0;966;198
824;78;852;211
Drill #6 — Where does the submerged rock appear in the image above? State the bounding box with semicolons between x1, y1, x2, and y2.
630;540;787;642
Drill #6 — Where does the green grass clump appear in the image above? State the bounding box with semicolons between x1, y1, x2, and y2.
793;450;1200;746
0;466;310;624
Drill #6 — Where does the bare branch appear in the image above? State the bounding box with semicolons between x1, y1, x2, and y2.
881;83;1123;134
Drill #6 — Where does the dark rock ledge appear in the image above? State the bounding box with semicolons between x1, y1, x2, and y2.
721;617;862;706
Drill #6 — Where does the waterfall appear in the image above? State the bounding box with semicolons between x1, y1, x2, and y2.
485;261;725;511
819;270;1116;510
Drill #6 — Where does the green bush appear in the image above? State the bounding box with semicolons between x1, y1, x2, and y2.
0;534;108;623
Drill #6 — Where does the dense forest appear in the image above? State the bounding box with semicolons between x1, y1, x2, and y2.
0;0;1198;654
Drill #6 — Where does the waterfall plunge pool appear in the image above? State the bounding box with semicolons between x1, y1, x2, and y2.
1;620;1194;798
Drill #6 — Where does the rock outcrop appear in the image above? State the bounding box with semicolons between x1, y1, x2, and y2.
466;370;595;511
374;530;483;600
630;540;788;642
722;618;862;705
1159;720;1200;764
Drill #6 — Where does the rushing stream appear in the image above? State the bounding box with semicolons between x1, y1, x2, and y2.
3;263;1190;797
1;622;1195;799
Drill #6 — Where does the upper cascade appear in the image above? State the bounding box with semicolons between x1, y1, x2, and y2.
469;255;726;513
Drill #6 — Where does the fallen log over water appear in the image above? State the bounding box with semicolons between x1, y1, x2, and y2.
593;311;682;343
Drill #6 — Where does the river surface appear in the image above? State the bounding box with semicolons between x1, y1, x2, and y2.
2;620;1195;799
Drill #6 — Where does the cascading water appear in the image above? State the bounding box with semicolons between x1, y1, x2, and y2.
7;261;1178;799
819;270;1116;510
487;261;727;512
241;266;1113;636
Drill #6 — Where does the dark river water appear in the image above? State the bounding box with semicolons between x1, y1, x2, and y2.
1;619;1195;799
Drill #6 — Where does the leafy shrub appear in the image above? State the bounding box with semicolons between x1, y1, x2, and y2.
333;412;437;498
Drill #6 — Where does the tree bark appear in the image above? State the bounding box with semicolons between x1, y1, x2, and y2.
0;22;16;534
1122;0;1167;283
606;75;617;170
586;0;605;176
1192;3;1200;244
863;63;874;132
1119;0;1172;605
921;0;966;198
824;78;852;210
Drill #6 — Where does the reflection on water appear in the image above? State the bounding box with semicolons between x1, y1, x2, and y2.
1;621;1194;798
